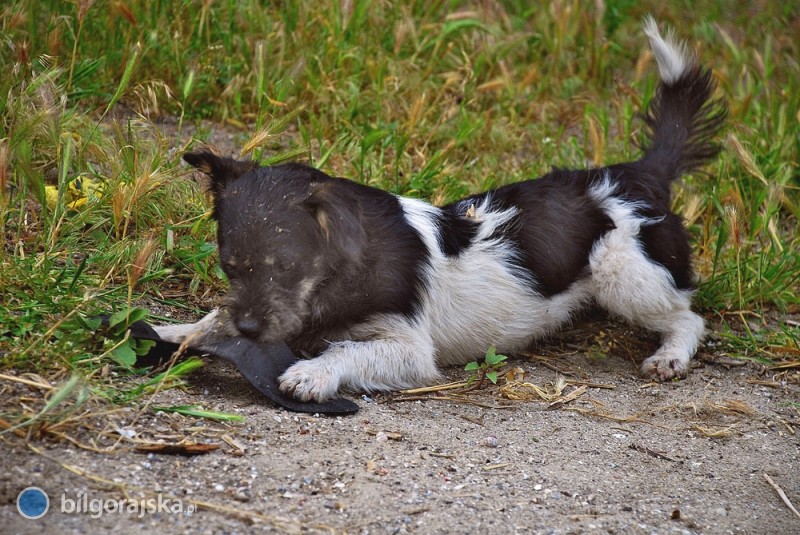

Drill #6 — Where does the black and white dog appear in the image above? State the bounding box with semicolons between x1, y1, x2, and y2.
156;19;725;402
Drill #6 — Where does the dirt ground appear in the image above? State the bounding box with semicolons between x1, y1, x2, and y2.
2;313;799;535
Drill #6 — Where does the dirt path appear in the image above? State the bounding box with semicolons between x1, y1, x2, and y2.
2;317;798;534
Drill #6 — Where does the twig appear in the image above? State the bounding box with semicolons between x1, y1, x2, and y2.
774;417;796;435
746;379;786;388
547;385;587;408
763;473;800;519
629;443;678;462
565;380;616;389
770;361;800;370
482;463;512;471
399;381;469;394
427;452;455;459
402;506;430;515
0;418;26;438
0;373;53;390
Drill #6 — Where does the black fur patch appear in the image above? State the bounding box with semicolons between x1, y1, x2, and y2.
638;212;695;290
435;206;479;257
604;162;695;291
453;170;615;297
285;175;432;354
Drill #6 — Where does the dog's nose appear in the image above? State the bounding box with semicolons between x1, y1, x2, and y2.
235;316;261;339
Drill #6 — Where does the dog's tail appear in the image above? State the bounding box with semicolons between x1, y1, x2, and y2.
639;17;726;181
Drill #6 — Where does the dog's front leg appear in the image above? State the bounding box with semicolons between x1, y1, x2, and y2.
278;316;442;402
152;308;228;345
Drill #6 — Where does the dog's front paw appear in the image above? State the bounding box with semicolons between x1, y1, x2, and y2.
279;359;340;402
641;355;690;382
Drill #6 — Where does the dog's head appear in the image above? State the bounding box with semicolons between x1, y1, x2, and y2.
184;149;366;342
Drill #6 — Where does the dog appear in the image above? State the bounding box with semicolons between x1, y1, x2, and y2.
155;18;726;402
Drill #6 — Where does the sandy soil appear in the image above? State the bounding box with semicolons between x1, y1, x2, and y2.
2;315;799;535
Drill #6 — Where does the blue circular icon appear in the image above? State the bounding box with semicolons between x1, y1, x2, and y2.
17;487;49;519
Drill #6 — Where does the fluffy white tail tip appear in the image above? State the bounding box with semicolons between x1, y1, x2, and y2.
642;16;695;84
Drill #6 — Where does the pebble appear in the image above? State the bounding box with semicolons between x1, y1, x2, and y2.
233;487;251;502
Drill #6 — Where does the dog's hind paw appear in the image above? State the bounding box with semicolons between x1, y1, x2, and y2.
641;355;690;382
278;359;340;402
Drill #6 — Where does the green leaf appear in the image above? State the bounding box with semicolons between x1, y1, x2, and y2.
151;405;245;422
182;69;195;100
486;372;498;384
108;307;149;332
464;361;480;371
109;308;130;328
110;341;137;368
126;307;149;325
485;347;507;366
134;339;156;356
440;19;489;40
78;315;102;331
140;357;204;390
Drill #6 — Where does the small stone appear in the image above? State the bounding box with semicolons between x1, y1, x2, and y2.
233;487;251;502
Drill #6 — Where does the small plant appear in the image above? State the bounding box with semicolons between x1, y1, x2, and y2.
97;307;157;368
464;346;508;389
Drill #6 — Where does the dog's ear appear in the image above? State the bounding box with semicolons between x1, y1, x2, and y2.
183;149;256;199
303;181;366;264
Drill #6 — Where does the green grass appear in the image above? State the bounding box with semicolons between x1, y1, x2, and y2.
1;0;798;424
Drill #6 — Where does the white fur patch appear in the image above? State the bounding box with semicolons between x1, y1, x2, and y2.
643;16;695;84
398;196;592;367
279;314;441;400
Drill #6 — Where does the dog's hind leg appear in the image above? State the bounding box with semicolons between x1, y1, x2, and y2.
588;194;704;381
590;237;704;380
638;306;705;381
278;314;442;402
